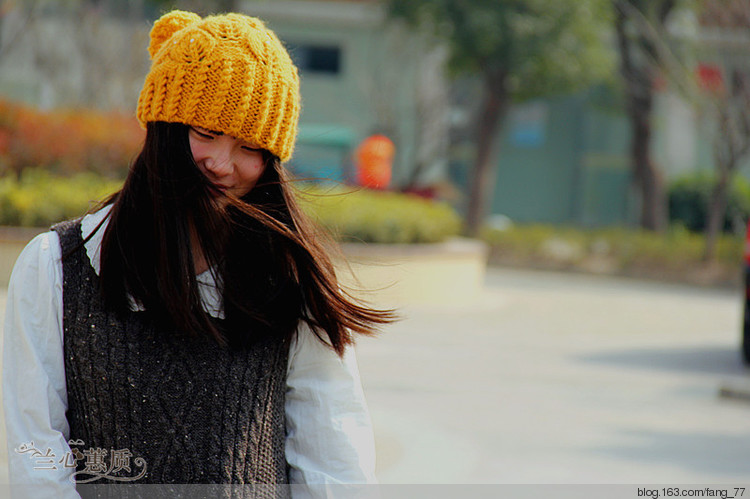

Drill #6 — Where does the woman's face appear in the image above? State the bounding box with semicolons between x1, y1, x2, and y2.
188;125;267;200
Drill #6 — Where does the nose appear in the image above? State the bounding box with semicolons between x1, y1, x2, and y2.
202;144;234;177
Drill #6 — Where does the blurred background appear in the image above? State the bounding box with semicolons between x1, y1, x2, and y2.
1;0;750;279
2;0;750;488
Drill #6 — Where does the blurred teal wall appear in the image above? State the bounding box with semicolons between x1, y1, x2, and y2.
493;97;588;226
454;94;633;228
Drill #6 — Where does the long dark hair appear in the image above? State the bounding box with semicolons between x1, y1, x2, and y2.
97;121;395;354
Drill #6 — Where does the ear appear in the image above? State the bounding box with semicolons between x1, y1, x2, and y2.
148;10;202;59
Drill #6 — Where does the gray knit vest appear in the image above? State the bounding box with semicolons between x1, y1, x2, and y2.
53;220;290;485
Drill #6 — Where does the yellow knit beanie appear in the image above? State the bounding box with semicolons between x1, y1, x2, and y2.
136;10;301;162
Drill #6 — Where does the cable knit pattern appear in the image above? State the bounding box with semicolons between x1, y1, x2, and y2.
52;220;290;489
136;10;301;162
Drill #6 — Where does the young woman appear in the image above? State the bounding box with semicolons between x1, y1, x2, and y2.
3;10;394;494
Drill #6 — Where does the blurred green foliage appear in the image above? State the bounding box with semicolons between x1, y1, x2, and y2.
0;171;122;227
387;0;615;101
482;222;742;284
0;173;462;244
298;185;462;244
668;171;750;233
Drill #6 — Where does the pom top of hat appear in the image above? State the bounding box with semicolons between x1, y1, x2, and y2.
148;10;202;59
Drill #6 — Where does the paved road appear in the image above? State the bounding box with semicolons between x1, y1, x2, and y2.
1;267;749;485
356;267;750;484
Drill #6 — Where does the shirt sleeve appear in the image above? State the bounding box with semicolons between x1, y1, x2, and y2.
2;231;80;498
285;323;377;486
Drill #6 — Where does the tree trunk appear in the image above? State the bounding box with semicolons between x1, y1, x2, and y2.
703;174;729;262
615;1;668;232
464;77;508;237
630;87;667;231
704;87;750;262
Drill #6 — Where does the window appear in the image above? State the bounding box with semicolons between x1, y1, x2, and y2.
289;44;342;74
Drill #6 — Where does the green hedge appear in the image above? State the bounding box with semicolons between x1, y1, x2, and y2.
0;173;462;244
668;171;750;233
298;185;462;244
482;223;743;280
0;171;122;227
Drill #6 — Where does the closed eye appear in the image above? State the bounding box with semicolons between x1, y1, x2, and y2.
241;145;262;152
190;126;218;139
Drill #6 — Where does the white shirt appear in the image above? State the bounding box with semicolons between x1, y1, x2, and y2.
2;206;377;497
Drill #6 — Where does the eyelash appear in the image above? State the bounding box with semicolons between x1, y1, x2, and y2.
191;127;215;139
191;127;261;152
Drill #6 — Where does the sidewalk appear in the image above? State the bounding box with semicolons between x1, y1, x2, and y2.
2;267;749;484
355;267;750;483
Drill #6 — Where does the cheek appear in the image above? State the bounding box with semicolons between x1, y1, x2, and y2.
188;136;207;163
237;158;266;187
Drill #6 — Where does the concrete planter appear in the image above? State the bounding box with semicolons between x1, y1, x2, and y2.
0;227;489;306
338;238;489;307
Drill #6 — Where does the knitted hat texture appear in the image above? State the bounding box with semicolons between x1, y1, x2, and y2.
136;10;301;162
